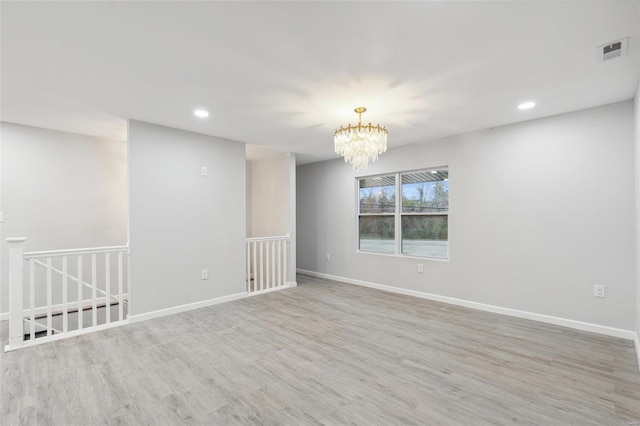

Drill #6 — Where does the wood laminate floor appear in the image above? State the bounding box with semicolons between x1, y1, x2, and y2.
1;274;639;425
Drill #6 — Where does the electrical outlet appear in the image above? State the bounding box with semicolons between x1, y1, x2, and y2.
201;166;208;176
201;269;208;280
593;284;605;298
325;253;330;261
417;264;424;273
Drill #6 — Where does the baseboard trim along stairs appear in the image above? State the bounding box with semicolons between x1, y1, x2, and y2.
1;283;300;326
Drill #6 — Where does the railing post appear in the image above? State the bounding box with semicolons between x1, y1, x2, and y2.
284;233;290;285
7;237;27;349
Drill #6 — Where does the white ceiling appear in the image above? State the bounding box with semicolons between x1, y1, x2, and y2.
2;1;639;164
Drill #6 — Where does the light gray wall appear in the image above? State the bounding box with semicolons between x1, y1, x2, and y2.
635;84;640;338
297;101;636;330
248;153;290;238
246;152;297;282
128;121;246;316
246;160;253;237
288;153;297;283
0;122;127;314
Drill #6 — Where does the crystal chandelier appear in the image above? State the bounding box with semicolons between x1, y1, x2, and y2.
334;107;388;170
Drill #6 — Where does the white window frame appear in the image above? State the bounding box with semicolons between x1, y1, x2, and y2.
356;173;397;255
356;166;449;261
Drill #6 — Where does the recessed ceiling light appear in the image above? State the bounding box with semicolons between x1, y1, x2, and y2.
194;109;209;118
431;170;438;174
517;101;536;110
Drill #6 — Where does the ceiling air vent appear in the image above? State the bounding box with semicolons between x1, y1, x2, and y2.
597;38;628;62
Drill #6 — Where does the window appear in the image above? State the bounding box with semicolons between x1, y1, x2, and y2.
358;175;396;253
401;170;449;258
357;167;449;259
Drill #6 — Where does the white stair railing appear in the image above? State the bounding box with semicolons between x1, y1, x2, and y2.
5;238;129;352
246;234;291;295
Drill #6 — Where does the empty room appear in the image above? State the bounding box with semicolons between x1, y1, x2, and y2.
1;1;640;425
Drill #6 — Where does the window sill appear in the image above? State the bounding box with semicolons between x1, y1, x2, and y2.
355;250;449;263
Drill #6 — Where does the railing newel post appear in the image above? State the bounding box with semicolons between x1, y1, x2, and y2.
7;237;27;349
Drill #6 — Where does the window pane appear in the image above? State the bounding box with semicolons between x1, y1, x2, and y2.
359;175;396;213
402;170;448;213
401;215;448;258
359;216;395;253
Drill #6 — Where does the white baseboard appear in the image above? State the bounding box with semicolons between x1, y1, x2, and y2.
297;269;637;341
0;284;301;324
247;281;298;297
247;282;298;297
0;295;130;322
128;292;248;324
4;320;130;352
